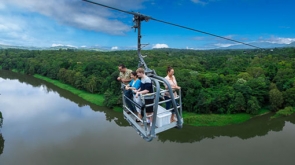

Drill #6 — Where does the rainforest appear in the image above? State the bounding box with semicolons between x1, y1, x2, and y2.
1;48;295;126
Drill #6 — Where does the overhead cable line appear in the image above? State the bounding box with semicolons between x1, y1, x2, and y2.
150;18;262;49
82;0;262;49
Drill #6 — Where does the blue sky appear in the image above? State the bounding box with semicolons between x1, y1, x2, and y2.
0;0;295;50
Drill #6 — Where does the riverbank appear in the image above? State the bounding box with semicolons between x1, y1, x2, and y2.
34;74;104;106
183;108;271;126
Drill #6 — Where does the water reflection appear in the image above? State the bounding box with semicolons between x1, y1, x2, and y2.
0;70;128;127
0;111;3;128
158;113;295;143
0;111;3;156
1;70;295;165
1;70;295;144
0;134;4;156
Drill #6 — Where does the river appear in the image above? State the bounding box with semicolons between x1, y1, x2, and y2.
0;70;294;165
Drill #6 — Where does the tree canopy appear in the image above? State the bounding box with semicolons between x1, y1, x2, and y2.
1;47;295;114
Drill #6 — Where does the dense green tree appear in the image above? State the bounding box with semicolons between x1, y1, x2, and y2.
269;88;283;111
237;72;253;81
247;77;269;105
233;78;252;101
283;88;295;107
273;68;294;91
246;96;260;115
85;76;98;93
233;92;246;112
246;67;265;78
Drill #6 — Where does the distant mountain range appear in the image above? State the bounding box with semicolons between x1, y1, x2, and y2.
1;41;295;51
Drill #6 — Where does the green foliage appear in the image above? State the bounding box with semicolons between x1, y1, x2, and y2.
233;92;246;112
237;72;253;81
246;96;260;115
247;77;269;103
183;112;251;126
1;48;295;115
113;106;123;112
273;68;294;90
269;88;283;111
246;67;265;78
272;106;295;118
283;88;295;107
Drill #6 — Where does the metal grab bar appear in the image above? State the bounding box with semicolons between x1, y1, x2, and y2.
151;75;183;127
122;80;182;114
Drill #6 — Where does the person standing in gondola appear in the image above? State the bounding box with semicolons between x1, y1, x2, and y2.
125;71;141;121
164;66;181;122
134;68;154;125
117;64;135;113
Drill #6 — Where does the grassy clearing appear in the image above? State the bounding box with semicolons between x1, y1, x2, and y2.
183;112;252;127
34;74;104;106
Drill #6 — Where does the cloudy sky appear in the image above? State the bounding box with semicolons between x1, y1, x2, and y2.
0;0;294;50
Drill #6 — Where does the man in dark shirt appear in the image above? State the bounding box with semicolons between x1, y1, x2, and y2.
135;68;154;124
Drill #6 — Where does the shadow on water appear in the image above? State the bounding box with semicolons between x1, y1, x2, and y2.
0;133;4;156
0;111;4;156
1;70;295;143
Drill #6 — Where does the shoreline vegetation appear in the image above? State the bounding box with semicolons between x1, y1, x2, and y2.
34;74;105;107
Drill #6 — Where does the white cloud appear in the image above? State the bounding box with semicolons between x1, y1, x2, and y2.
0;10;57;46
152;44;169;49
0;3;5;9
52;44;64;47
223;35;235;39
0;24;20;32
186;46;195;50
111;46;118;50
51;44;77;48
214;43;238;47
264;37;295;44
66;44;77;48
191;0;207;5
0;0;149;47
1;0;146;35
191;0;219;5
